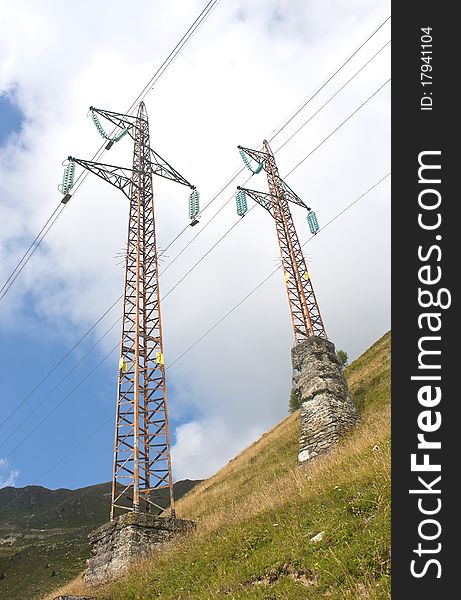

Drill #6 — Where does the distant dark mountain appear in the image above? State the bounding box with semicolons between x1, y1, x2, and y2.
0;479;201;530
0;479;201;600
0;482;111;530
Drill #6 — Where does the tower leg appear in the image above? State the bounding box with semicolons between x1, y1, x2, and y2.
111;102;175;519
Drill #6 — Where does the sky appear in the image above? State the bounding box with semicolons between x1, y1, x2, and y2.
0;0;390;491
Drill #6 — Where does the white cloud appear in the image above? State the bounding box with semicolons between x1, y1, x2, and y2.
0;458;19;488
172;418;263;480
0;1;390;482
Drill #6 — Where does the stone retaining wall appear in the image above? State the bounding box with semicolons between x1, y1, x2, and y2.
291;336;358;463
84;512;195;585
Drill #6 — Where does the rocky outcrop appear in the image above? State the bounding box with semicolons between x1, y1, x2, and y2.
84;512;195;586
291;336;358;463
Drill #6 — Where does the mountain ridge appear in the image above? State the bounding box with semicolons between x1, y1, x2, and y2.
0;480;201;527
0;479;201;599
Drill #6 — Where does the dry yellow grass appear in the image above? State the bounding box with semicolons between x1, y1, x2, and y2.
96;402;390;599
174;404;389;534
346;331;391;413
44;402;390;599
44;331;391;599
42;572;87;600
174;410;299;524
232;409;377;519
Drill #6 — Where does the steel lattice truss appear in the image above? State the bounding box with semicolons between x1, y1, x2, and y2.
237;141;326;343
71;103;194;519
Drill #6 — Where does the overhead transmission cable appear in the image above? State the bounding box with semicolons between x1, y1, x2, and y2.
0;0;221;304
285;78;390;178
0;319;120;452
0;415;114;516
0;10;388;304
3;342;120;460
0;203;61;298
160;39;391;274
0;297;121;430
3;79;390;458
275;39;390;153
125;0;221;114
268;14;390;143
0;30;391;434
1;74;390;445
0;171;390;507
167;172;391;370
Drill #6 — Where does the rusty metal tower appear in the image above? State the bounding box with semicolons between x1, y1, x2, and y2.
236;140;326;343
66;103;195;519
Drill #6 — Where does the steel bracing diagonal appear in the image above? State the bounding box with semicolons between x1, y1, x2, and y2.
69;158;133;198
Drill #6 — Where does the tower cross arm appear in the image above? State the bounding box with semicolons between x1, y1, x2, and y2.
279;179;311;211
69;156;133;199
148;148;195;189
238;145;270;171
237;186;273;214
90;106;139;141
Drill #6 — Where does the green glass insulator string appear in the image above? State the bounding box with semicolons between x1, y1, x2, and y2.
90;110;129;143
235;189;248;217
239;148;263;175
307;210;319;234
58;161;75;195
189;189;200;220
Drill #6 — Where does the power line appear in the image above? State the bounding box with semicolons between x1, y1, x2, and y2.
125;0;221;114
167;172;391;370
163;204;256;299
1;75;390;450
0;296;121;431
268;15;390;143
0;203;63;301
275;39;391;153
0;11;389;304
285;78;390;178
0;415;113;516
159;167;253;266
1;31;391;431
0;0;221;304
0;171;390;507
4;342;119;460
0;318;120;450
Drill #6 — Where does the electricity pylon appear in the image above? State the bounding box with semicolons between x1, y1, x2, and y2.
68;102;195;519
237;140;326;343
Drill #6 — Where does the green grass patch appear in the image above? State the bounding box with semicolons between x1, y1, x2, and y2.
78;332;392;600
0;531;90;600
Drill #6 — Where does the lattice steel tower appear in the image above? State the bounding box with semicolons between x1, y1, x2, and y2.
236;140;326;343
65;103;196;519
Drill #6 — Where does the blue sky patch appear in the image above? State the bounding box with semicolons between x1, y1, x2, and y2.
0;92;23;144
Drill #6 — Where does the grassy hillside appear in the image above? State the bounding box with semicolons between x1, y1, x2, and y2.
0;480;200;600
346;332;391;415
51;330;391;600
